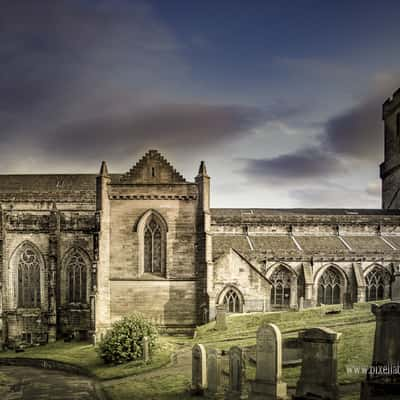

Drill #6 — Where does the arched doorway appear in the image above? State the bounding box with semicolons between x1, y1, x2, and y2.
317;267;342;305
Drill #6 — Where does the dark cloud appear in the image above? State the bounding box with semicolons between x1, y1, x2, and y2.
41;104;268;159
0;0;305;170
321;74;400;161
241;74;400;183
321;97;383;161
241;147;345;183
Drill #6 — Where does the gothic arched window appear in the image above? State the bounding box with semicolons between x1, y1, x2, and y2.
66;251;87;304
223;288;242;313
144;217;163;274
271;266;291;307
365;268;388;301
17;246;41;308
318;267;341;305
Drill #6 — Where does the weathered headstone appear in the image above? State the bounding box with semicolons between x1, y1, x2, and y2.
361;302;400;399
249;324;287;400
192;344;207;394
298;297;304;311
226;346;247;400
143;336;149;362
392;267;400;301
207;348;224;397
294;327;341;400
216;304;227;331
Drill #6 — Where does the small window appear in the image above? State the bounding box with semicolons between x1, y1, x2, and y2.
318;267;341;305
18;247;41;308
151;167;156;177
66;251;88;304
365;267;389;301
144;217;163;273
271;266;291;307
223;289;242;313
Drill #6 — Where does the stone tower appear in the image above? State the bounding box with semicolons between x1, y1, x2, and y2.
381;88;400;209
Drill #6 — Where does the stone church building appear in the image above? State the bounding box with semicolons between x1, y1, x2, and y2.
1;88;400;345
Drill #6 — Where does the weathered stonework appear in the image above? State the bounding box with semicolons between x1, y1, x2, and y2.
0;88;399;344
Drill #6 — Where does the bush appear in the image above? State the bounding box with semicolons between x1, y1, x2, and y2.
98;313;158;364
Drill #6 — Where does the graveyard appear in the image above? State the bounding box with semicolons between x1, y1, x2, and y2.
0;301;389;399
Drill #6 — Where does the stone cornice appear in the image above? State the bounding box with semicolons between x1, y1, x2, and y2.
109;194;197;200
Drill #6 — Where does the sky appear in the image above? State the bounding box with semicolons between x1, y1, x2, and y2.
1;0;400;208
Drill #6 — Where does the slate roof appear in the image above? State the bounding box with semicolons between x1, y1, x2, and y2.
212;235;251;260
250;235;298;251
211;233;400;260
343;236;393;252
0;174;99;203
295;236;347;252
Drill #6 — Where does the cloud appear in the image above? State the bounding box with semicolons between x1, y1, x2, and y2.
290;185;380;208
40;104;268;160
240;72;400;183
0;0;307;172
321;72;400;161
241;147;345;183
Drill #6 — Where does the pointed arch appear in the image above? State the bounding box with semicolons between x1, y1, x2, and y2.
136;210;167;276
315;264;347;305
62;247;91;304
9;241;46;310
217;285;244;313
267;263;297;309
364;264;391;301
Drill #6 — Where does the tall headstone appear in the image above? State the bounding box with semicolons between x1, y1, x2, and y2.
192;344;207;394
216;304;227;331
143;336;150;362
226;346;247;400
392;266;400;301
207;348;224;397
298;297;304;312
361;302;400;399
294;327;341;400
249;324;287;400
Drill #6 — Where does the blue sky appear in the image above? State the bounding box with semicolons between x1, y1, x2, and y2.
1;0;400;207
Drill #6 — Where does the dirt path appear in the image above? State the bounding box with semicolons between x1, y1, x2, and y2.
0;365;101;400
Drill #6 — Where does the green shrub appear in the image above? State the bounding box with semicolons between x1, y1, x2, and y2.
98;313;158;364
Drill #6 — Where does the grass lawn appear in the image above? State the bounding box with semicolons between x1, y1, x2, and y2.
0;336;174;380
104;374;192;400
0;302;382;399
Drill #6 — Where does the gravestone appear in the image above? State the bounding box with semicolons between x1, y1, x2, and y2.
294;327;341;400
249;324;287;400
298;297;304;311
192;344;207;394
361;302;400;399
392;267;400;301
143;336;149;362
216;304;227;331
226;346;247;400
207;348;224;397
